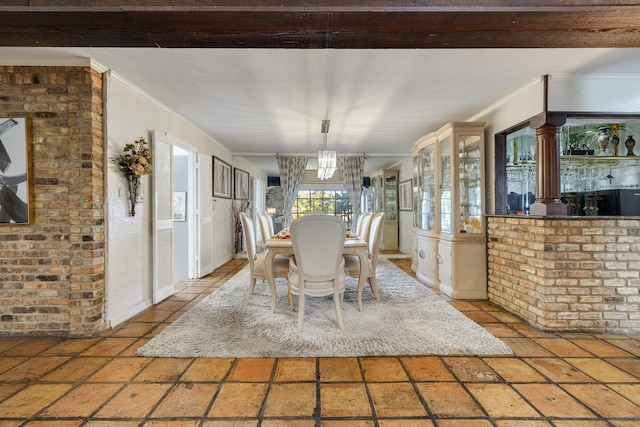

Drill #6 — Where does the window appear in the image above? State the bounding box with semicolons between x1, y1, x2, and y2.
292;190;352;225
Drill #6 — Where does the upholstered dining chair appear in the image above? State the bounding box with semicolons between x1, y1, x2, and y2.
358;212;373;243
354;212;369;237
240;212;289;311
344;212;384;308
258;211;274;242
287;215;347;331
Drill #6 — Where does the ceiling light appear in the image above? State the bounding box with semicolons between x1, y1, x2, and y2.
318;120;336;180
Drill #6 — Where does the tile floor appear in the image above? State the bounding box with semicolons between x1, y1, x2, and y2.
1;258;639;426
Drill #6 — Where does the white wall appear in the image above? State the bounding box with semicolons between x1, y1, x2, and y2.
105;70;234;327
394;156;414;254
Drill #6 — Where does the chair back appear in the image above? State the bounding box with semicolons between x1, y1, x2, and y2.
240;212;258;265
368;212;385;265
290;214;346;284
354;212;367;236
257;212;272;242
359;212;373;243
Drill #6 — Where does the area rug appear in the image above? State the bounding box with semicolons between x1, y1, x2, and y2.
137;259;512;358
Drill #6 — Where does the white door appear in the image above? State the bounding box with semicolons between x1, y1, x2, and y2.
152;133;174;303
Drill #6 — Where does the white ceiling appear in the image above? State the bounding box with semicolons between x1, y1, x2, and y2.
2;47;640;175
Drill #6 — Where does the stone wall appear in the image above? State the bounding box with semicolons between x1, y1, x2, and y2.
487;215;640;334
0;66;105;337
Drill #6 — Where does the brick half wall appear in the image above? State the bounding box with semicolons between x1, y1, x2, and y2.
487;216;640;334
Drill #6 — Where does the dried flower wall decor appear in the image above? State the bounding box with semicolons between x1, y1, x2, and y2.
113;138;152;217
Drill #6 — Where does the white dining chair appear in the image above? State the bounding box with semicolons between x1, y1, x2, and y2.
258;211;273;242
344;212;384;309
240;212;290;311
287;214;347;331
358;212;373;243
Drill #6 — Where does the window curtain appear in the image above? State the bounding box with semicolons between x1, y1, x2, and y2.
277;155;308;229
337;155;365;229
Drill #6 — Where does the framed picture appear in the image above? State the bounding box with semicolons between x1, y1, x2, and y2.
0;117;34;224
399;179;413;211
173;191;186;221
212;156;231;198
234;167;249;200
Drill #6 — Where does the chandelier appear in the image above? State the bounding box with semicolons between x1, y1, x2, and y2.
317;119;336;180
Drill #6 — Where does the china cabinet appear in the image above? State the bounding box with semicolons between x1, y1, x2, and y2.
411;122;487;299
369;169;399;250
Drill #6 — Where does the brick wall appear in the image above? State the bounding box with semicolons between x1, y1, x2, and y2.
487;216;640;334
0;66;105;337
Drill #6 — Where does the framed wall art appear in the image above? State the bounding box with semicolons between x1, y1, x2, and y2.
0;117;34;224
234;167;249;200
399;178;413;211
212;156;231;198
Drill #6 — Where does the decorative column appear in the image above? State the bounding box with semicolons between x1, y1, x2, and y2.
529;113;567;216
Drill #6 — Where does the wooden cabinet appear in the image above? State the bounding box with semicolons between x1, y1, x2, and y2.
370;169;399;250
411;122;487;299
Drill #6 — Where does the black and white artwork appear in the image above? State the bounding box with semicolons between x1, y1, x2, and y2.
0;118;31;224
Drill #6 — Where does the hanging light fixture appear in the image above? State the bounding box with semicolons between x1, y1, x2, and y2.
317;119;336;180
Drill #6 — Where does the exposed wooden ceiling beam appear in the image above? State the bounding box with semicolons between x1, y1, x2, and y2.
2;1;640;48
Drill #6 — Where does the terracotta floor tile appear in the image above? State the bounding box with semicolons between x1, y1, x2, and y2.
495;422;553;427
608;384;640;405
500;338;554;357
611;422;640;427
513;384;595;418
150;383;218;418
483;357;546;383
442;357;501;383
464;311;499;323
466;384;540;418
40;383;123;417
40;357;110;382
435;420;493;427
84;422;140;427
377;421;434;427
606;357;640;378
319;357;362;382
0;357;28;375
94;383;172;418
39;338;100;356
0;384;72;418
181;358;234;382
0;357;70;382
134;358;192;382
320;383;372;417
274;358;316;382
263;383;316;417
80;338;137;356
552;421;610;427
416;382;484;418
523;358;595;383
207;382;268;417
401;356;455;382
604;338;640;356
367;383;428;417
110;321;158;338
481;323;522;338
361;357;408;381
571;338;633;357
0;339;62;357
566;358;639;383
86;357;151;382
322;421;375;427
560;384;640;418
0;384;24;401
227;358;275;382
263;421;315;427
532;338;593;357
202;421;258;427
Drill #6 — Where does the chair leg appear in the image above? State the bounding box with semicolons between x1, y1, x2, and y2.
369;275;382;302
245;277;257;304
334;291;345;330
297;293;305;332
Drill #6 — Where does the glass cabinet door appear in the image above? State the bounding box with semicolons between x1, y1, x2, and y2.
458;134;483;233
384;170;398;221
418;144;436;231
439;136;452;234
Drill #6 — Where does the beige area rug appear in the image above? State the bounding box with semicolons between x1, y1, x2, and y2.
137;259;512;358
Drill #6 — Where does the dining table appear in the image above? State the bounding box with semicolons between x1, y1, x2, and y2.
263;233;372;312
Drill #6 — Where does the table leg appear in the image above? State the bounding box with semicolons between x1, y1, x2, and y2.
356;247;368;312
263;249;278;313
